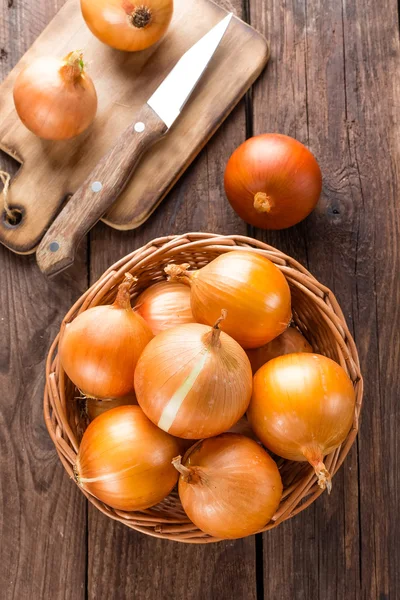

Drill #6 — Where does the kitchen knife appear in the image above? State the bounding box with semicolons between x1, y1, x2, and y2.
36;13;233;277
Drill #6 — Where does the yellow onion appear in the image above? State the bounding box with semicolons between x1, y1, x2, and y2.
13;51;97;140
248;353;356;492
85;395;137;421
227;416;259;442
74;405;180;511
165;251;291;349
173;433;283;539
246;327;312;373
134;311;252;439
85;395;191;455
60;274;153;399
81;0;173;52
135;281;195;335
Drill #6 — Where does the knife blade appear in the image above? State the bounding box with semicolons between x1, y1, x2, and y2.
36;13;233;277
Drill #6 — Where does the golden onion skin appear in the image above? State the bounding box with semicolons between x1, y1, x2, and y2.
175;434;283;539
166;251;292;349
246;327;312;374
248;353;356;491
134;322;252;439
75;405;180;511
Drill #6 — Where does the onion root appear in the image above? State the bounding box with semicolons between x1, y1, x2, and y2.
313;461;332;494
130;6;152;28
303;447;332;493
253;191;272;213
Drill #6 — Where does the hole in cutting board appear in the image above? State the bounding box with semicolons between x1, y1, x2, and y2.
3;207;24;228
0;148;24;228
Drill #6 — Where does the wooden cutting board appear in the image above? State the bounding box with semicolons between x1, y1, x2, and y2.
0;0;269;255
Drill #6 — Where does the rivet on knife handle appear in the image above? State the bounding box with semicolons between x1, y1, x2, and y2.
36;13;233;277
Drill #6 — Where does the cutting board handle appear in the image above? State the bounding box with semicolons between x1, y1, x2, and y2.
36;105;167;277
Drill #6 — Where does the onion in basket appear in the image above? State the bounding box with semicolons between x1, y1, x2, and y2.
74;405;180;511
172;434;283;539
246;327;312;374
135;281;194;335
85;395;137;421
60;274;153;399
165;251;292;349
248;353;356;492
134;311;253;439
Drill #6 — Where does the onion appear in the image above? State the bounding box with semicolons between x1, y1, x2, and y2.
227;416;259;442
81;0;173;52
85;395;191;456
134;311;253;439
60;274;153;399
74;405;180;510
248;353;356;492
85;395;137;421
172;433;283;539
246;327;312;374
13;51;97;140
135;281;194;335
224;134;322;230
165;251;291;349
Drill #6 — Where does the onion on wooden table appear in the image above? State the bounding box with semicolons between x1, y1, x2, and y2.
165;250;292;348
13;51;97;140
248;353;356;492
134;311;252;439
74;405;180;510
60;273;153;399
172;433;283;539
224;134;322;229
80;0;174;51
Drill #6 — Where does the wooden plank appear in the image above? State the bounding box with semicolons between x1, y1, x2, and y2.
86;2;259;596
247;1;321;593
340;0;400;595
0;252;88;600
0;1;88;598
251;0;400;596
249;0;361;597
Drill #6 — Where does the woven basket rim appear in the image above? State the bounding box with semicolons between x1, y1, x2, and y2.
43;232;363;543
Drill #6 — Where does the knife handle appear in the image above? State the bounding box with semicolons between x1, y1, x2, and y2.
36;104;168;277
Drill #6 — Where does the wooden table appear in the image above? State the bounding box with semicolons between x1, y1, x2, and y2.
1;0;398;598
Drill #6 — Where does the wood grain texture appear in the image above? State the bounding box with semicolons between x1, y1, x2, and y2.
248;6;323;595
341;0;400;595
0;0;268;255
36;104;167;277
251;0;400;597
0;1;89;598
0;258;88;600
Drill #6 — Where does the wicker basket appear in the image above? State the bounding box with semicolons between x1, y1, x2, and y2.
44;233;363;543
